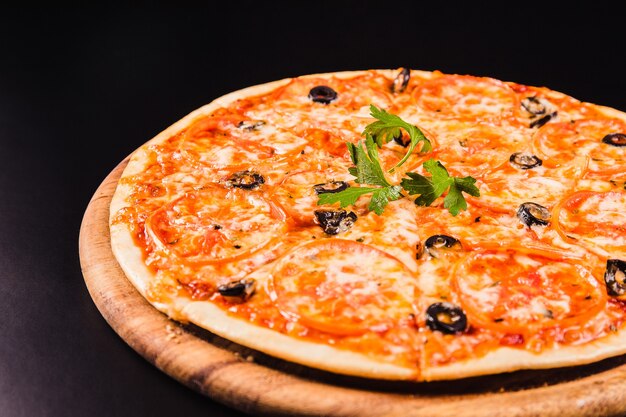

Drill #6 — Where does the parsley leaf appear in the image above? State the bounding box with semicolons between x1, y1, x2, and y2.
369;186;403;215
317;186;380;208
400;159;480;216
316;135;402;215
363;104;432;170
346;134;391;187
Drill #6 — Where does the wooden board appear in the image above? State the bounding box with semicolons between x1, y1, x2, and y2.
80;160;626;417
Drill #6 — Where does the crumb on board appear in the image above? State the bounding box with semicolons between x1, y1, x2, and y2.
165;323;183;342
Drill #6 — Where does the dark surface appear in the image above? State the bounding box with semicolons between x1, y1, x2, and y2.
0;4;624;417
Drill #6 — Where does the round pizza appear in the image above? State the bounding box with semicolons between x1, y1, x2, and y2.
109;69;626;381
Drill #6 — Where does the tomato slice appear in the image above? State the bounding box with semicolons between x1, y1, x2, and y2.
453;250;606;335
532;118;626;178
411;74;518;122
270;240;417;336
145;186;286;265
468;173;571;214
179;115;307;169
272;169;353;226
429;123;525;178
339;72;394;110
554;191;626;257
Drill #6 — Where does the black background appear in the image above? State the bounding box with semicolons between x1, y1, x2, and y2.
1;3;624;416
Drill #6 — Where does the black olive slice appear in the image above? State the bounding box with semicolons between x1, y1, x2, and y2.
517;202;551;226
393;131;410;147
314;209;357;235
529;111;557;129
391;67;410;94
308;86;338;104
226;170;265;190
426;302;468;334
217;278;256;303
521;96;547;115
313;181;349;195
237;120;266;131
509;152;543;170
602;133;626;147
424;235;462;258
604;259;626;296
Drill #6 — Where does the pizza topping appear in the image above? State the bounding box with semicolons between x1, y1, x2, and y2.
217;278;256;303
237;120;266;131
529;112;557;129
393;131;410;147
314;209;357;235
551;191;626;255
401;159;480;216
509;152;543;170
317;134;403;215
411;74;518;122
313;181;349;195
532;118;626;176
424;235;462;258
602;133;626;147
425;302;468;334
226;170;265;190
363;104;432;167
521;96;557;128
453;250;606;334
319;109;479;216
308;85;338;104
270;240;417;336
604;259;626;297
517;202;551;227
391;67;410;94
521;96;547;115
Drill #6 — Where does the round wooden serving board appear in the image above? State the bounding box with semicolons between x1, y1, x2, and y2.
80;160;626;417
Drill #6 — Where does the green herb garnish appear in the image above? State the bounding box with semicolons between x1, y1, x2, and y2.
317;134;402;215
401;159;480;216
317;106;479;216
363;105;432;171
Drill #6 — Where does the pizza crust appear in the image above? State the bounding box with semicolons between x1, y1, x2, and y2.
110;69;626;381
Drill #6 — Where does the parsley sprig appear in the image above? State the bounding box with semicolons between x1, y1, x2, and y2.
401;159;480;216
318;135;402;215
317;106;480;216
362;105;432;171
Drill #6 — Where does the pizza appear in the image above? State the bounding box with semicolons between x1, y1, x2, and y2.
109;69;626;381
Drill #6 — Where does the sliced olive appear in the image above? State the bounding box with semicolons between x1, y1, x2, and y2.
509;152;543;170
604;259;626;296
393;131;410;147
426;302;468;334
308;86;337;104
424;235;462;258
391;67;410;94
517;202;550;226
226;170;265;190
529;111;557;129
521;96;547;115
217;278;256;303
602;133;626;147
314;209;357;235
313;181;349;195
237;120;266;131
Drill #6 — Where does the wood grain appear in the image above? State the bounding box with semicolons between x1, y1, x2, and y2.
80;160;626;417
